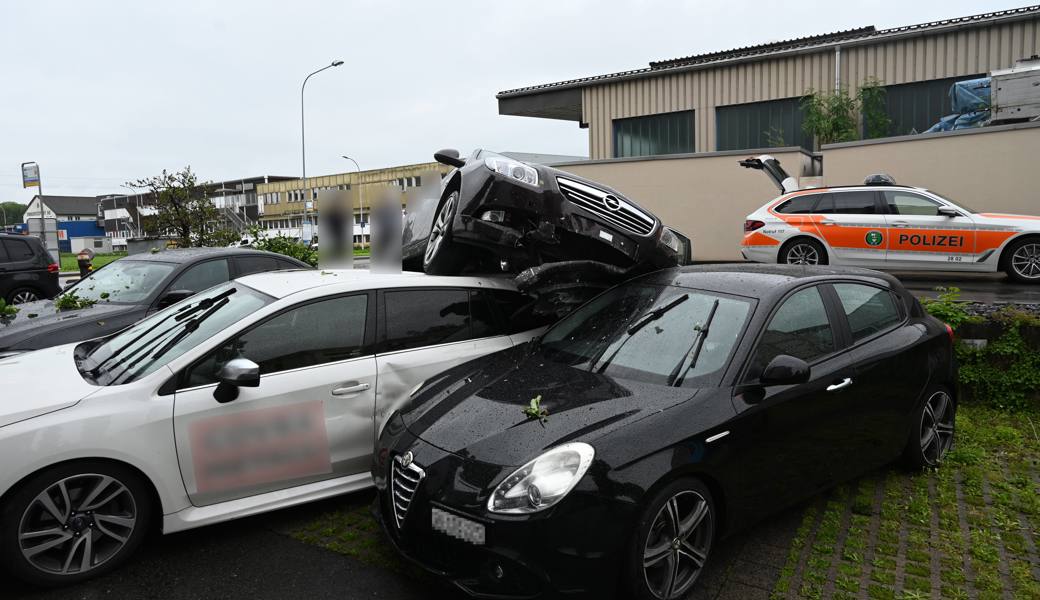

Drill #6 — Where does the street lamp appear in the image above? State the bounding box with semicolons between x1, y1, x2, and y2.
300;60;344;242
340;155;363;245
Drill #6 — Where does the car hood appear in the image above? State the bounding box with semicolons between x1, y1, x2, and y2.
0;300;139;351
401;345;698;467
0;344;100;427
972;213;1040;229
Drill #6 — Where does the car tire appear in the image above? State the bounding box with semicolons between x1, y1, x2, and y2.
779;238;828;266
1002;237;1040;284
901;386;956;470
627;477;715;600
7;287;41;305
422;190;467;275
0;461;153;587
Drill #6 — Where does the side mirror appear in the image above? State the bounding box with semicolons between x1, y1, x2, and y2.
760;355;811;386
937;206;961;218
434;148;466;168
157;289;196;309
213;358;260;403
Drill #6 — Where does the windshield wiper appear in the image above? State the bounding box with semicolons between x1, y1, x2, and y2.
667;298;720;387
592;294;689;374
151;296;230;360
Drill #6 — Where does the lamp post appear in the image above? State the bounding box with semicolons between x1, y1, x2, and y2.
340;155;362;245
300;60;344;243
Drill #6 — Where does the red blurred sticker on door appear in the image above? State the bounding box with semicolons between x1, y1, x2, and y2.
189;401;331;493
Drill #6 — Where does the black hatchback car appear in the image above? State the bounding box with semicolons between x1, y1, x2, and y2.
374;264;956;599
0;247;309;357
0;233;61;305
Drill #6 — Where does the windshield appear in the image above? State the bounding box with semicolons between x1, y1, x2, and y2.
77;282;273;386
539;283;752;387
925;190;978;214
66;259;177;304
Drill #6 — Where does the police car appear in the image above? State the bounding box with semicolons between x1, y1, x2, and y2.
739;155;1040;283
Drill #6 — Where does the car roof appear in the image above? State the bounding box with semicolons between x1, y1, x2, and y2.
121;247;300;264
640;264;903;300
790;185;927;194
236;269;520;299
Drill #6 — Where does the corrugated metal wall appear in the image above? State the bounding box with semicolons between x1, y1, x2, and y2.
582;18;1040;159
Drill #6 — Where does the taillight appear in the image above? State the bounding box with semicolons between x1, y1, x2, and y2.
944;323;954;344
47;263;60;274
744;220;765;233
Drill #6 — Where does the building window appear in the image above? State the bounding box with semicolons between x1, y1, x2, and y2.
716;97;810;151
872;75;986;138
612;110;694;158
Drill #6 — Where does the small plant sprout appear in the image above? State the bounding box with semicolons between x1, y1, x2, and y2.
523;394;549;425
53;290;98;312
0;299;19;321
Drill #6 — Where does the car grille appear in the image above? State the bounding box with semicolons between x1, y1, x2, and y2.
556;176;655;236
390;455;425;530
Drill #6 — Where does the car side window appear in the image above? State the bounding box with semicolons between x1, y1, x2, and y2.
884;191;941;216
170;259;230;293
833;283;902;343
183;294;369;387
3;239;34;262
0;242;9;263
830;191;878;214
490;290;558;334
383;289;473;352
774;195;819;214
469;291;500;339
234;255;279;277
747;286;835;380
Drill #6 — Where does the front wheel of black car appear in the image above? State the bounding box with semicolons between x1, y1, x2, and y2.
627;478;715;600
423;190;466;274
902;386;956;470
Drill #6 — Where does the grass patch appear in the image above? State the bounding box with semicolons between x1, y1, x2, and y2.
59;252;126;272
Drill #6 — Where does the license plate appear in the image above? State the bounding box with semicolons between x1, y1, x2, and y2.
431;507;485;545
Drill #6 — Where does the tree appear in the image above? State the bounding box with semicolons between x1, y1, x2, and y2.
1;202;26;227
126;167;219;247
801;79;892;148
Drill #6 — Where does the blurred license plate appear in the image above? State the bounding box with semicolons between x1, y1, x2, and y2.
431;507;485;545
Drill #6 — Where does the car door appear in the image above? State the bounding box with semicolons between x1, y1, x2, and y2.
826;282;922;473
373;287;514;439
172;292;376;507
882;190;977;269
0;241;12;300
812;190;889;266
729;285;855;513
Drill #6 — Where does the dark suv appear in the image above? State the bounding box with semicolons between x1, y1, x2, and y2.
0;234;60;304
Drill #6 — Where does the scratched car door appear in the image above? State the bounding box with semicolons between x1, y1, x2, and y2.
172;293;376;507
882;190;977;269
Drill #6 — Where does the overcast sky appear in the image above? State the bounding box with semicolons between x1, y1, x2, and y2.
0;0;1017;204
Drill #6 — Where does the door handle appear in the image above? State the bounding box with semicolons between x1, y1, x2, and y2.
890;221;910;228
331;382;370;396
819;219;836;226
826;378;853;392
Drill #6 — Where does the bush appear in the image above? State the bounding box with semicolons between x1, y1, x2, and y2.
248;227;317;267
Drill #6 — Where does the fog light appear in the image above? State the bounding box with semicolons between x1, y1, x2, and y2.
527;485;542;508
481;210;505;223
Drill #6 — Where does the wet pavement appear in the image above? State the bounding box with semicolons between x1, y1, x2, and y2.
891;270;1040;304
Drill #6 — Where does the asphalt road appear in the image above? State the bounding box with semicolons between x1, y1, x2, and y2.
889;270;1040;304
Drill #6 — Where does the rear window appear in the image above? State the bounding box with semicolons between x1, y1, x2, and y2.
774;195;819;214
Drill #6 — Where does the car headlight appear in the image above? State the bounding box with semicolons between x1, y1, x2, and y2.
487;442;594;514
484;156;539;188
660;228;682;254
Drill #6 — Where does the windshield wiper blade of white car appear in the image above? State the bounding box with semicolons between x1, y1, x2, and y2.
667;298;720;387
591;294;689;374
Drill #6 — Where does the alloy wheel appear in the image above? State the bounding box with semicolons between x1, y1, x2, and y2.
18;474;138;576
642;490;713;600
10;290;39;304
784;243;820;265
920;390;955;466
424;191;458;267
1011;243;1040;280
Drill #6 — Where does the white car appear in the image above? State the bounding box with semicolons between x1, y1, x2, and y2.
739;155;1040;283
0;269;551;585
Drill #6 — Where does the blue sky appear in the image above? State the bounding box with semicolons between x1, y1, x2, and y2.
0;0;1021;204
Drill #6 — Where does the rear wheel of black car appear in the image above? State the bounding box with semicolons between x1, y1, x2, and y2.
779;238;827;266
423;190;466;275
902;386;956;469
7;287;41;305
627;478;715;600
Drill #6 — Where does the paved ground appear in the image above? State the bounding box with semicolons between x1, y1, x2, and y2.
891;271;1040;304
6;489;804;600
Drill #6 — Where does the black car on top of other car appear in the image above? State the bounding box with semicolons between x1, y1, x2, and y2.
403;149;691;313
0;233;61;305
374;264;957;599
0;247;310;358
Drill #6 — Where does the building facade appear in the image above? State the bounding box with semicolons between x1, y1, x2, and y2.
498;6;1040;158
23;195;105;252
